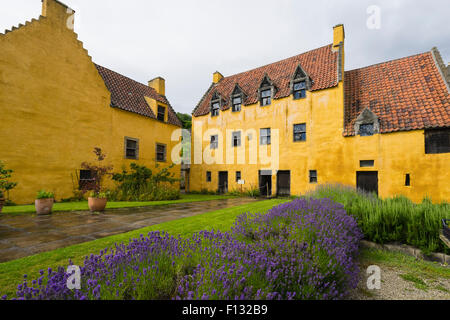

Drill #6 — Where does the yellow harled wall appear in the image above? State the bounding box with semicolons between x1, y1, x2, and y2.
0;0;180;204
190;25;450;203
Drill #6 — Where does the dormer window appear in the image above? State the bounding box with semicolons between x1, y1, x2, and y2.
354;108;380;137
211;102;220;117
232;96;242;112
210;91;221;117
359;123;374;136
293;81;307;99
157;105;166;122
290;64;311;100
230;84;246;112
260;89;271;106
258;74;276;107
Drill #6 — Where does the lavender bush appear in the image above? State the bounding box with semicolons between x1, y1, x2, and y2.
3;198;362;300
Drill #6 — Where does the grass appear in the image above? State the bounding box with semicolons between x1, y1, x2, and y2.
0;198;288;297
360;248;450;280
0;194;237;215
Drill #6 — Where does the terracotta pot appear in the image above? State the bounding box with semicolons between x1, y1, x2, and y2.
88;197;107;212
0;198;5;214
35;198;54;215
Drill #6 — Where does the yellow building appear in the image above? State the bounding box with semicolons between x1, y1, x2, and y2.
0;0;182;204
190;25;450;203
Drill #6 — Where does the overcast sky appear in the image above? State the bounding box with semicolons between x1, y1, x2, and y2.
1;0;449;114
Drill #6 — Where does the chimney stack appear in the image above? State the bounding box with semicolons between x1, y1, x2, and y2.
213;71;223;84
41;0;75;28
333;24;345;49
148;77;166;96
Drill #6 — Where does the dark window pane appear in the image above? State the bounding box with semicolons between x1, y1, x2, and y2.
210;135;218;149
156;144;166;162
359;123;374;136
236;171;241;182
294;124;306;142
294;82;306;90
232;131;241;147
360;160;375;167
157;106;165;121
206;171;212;182
261;89;271;98
425;129;450;154
405;174;411;186
309;170;317;183
127;140;137;149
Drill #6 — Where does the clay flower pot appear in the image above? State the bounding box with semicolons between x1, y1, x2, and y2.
35;198;54;215
0;198;5;214
88;197;107;212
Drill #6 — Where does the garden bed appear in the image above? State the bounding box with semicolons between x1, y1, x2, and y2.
2;198;362;300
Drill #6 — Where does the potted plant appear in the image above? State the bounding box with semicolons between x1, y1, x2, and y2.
0;161;18;213
35;190;55;215
81;148;113;212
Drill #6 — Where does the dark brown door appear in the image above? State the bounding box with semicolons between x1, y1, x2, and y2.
277;171;291;196
357;171;378;195
259;170;272;197
218;171;228;194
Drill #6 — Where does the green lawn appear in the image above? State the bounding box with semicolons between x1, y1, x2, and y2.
1;194;236;215
0;198;288;297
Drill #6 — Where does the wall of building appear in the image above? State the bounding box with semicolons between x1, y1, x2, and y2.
190;81;450;203
0;1;180;204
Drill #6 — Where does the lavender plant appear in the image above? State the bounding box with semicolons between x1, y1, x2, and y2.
3;199;362;300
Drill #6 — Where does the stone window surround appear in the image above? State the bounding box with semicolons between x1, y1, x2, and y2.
354;107;380;136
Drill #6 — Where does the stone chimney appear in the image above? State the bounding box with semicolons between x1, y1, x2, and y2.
148;77;166;96
333;24;345;49
213;71;223;84
41;0;75;28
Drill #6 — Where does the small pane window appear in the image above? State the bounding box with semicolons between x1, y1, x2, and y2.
260;89;271;106
294;123;306;142
157;105;165;122
210;135;218;149
293;81;306;99
79;170;95;190
232;131;241;147
206;171;212;182
309;170;317;184
425;129;450;154
125;137;139;160
232;97;242;112
156;143;166;162
360;160;375;167
359;123;374;136
260;128;271;145
236;171;241;182
405;174;411;186
211;101;220;117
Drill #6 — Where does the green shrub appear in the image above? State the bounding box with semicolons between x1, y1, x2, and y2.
36;190;54;199
0;161;17;200
305;184;450;254
111;163;180;201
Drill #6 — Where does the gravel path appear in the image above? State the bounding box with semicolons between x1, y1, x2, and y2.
349;263;450;300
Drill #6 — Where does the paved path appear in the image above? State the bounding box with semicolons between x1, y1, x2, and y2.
0;198;259;263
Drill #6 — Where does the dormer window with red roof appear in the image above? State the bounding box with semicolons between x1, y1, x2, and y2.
210;92;221;117
258;75;275;107
291;64;310;100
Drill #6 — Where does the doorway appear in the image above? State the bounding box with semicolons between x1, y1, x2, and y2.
356;171;378;195
277;171;291;197
259;170;272;197
218;171;228;194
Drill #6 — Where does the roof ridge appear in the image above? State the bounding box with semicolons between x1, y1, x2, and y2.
220;43;334;80
345;51;431;73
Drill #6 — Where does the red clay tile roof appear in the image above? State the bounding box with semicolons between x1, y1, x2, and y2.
193;44;339;117
344;52;450;136
95;64;182;127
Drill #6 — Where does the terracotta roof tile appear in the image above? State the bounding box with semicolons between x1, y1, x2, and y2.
95;64;181;127
344;52;450;136
193;44;339;117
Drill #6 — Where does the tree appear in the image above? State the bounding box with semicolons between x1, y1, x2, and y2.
176;112;192;130
0;161;17;200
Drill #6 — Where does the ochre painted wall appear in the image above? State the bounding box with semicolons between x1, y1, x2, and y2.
190;82;450;203
0;2;180;204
